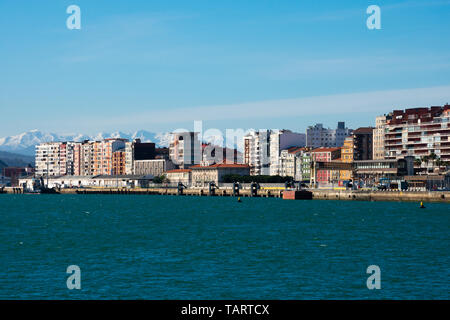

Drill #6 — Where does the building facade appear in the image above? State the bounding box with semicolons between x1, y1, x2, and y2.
269;130;306;176
352;127;374;161
243;130;271;176
311;147;341;185
169;132;201;169
279;147;309;181
35;142;63;177
165;169;192;186
373;115;390;160
134;159;175;176
191;163;250;187
384;106;450;162
306;122;352;149
339;136;354;181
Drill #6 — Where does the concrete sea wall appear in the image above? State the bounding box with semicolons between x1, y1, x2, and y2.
2;187;449;202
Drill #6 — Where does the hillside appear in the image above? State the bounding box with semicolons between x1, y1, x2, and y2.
0;151;35;167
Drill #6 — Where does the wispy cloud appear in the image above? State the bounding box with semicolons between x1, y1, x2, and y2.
58;12;196;64
81;85;450;128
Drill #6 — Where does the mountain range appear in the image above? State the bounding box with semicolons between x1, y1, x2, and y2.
0;130;172;156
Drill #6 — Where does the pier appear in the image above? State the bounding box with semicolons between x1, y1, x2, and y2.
2;186;449;202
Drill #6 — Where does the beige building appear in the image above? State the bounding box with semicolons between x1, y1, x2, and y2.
191;163;250;187
134;159;175;176
373;115;388;160
165;169;192;185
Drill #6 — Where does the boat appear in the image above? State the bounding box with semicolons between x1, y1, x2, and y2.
39;186;60;194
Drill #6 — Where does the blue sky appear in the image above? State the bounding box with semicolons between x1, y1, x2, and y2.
1;0;450;136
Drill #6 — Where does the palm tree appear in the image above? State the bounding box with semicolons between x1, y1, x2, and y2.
421;155;429;166
429;152;438;163
414;158;422;167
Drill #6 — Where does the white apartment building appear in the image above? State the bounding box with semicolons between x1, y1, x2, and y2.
169;132;201;169
269;130;306;176
35;142;63;177
244;130;271;175
125;142;134;175
279;147;306;181
243;130;306;176
306;122;352;149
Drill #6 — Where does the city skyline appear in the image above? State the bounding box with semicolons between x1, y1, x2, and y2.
2;0;450;136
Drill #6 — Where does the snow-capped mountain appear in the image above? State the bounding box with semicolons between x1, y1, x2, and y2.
0;130;172;156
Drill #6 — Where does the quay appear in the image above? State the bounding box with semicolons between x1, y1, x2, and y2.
2;186;449;202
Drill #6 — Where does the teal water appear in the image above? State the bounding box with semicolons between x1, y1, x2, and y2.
0;194;448;299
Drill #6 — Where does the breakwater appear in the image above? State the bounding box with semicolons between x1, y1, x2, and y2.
4;186;449;202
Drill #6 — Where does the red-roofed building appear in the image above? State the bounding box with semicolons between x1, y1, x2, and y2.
279;147;310;180
191;163;250;187
383;105;450;162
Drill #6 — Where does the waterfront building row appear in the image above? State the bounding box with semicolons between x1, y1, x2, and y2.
35;139;159;177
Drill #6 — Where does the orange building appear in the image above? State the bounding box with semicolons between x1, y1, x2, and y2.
92;139;128;175
112;150;126;175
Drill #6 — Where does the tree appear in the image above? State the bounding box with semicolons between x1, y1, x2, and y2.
152;174;167;184
414;158;422;167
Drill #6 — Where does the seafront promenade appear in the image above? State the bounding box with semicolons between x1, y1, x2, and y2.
2;186;449;203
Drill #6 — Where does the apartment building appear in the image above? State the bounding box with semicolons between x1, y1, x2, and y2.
92;138;127;175
306;122;352;149
311;147;341;185
243;130;271;175
112;150;126;175
373;115;391;160
243;130;306;176
384;105;450;161
35;142;63;176
269;130;306;176
169;132;201;169
36;139;128;177
301;151;312;183
339;136;354;181
125;142;134;175
353;127;374;161
279;147;309;181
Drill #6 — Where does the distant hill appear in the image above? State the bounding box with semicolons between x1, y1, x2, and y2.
0;159;7;172
0;129;172;156
0;151;35;167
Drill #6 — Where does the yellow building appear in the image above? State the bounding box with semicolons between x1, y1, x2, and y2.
339;137;354;180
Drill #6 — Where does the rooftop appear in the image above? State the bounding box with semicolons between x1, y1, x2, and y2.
312;147;341;153
191;163;250;170
165;169;192;173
